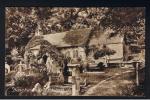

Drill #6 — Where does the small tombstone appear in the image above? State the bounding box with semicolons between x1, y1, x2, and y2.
68;76;72;83
72;66;80;77
46;56;53;73
29;67;34;75
58;72;64;83
18;61;23;72
5;62;10;74
37;58;42;64
11;78;15;86
32;83;42;96
83;78;87;86
83;60;88;72
43;81;51;95
44;81;51;90
48;75;52;83
14;72;26;80
104;55;109;67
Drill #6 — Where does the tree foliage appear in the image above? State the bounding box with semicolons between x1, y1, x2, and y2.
6;7;37;48
101;7;145;44
94;45;116;59
5;7;145;57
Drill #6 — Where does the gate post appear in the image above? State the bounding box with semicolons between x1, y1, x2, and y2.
72;66;80;96
133;61;139;86
136;62;139;86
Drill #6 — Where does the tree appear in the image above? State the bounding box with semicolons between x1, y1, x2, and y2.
94;45;116;59
5;7;52;55
101;7;145;44
6;7;37;50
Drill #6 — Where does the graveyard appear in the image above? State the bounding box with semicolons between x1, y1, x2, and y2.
5;7;145;96
5;57;145;96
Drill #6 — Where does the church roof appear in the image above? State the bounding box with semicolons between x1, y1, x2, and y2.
89;33;124;46
42;28;92;48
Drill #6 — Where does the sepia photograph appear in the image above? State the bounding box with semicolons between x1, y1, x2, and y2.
5;7;145;96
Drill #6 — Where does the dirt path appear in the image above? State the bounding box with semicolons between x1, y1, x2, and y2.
83;68;135;96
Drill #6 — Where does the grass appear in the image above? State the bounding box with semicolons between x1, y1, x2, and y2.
5;66;144;96
82;67;144;96
80;72;110;85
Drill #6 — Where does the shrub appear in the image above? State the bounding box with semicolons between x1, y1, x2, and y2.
118;82;144;96
15;76;31;87
5;71;16;83
97;62;105;71
5;75;12;83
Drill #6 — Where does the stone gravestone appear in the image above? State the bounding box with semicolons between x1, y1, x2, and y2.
29;67;35;75
18;61;23;72
32;83;42;96
43;81;51;95
68;76;72;83
83;78;87;86
5;62;10;74
18;61;27;72
58;71;64;83
46;56;53;73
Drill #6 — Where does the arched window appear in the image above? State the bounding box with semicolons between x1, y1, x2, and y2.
73;50;76;58
66;51;70;57
43;54;48;64
73;50;78;58
75;50;78;58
